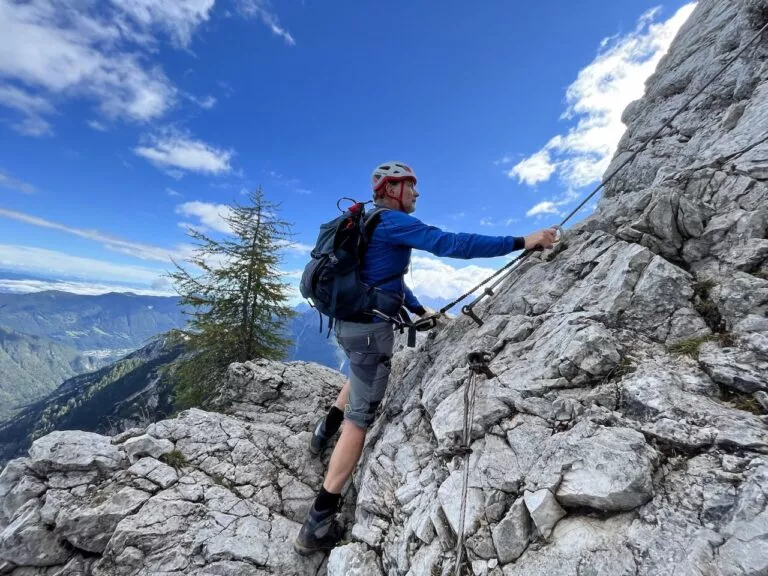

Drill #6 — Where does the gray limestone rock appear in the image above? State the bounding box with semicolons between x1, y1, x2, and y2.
491;498;531;564
29;431;123;474
121;435;175;464
525;421;656;512
699;341;768;393
0;500;70;567
56;486;151;553
523;489;565;539
328;543;384;576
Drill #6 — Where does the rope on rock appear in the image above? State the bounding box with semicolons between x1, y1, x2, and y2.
451;351;495;576
439;20;768;327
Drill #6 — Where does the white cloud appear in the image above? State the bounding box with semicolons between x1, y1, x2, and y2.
135;131;233;175
87;119;108;131
0;84;55;136
508;149;556;186
480;218;494;227
408;256;496;300
505;218;520;226
526;201;559;217
0;0;182;130
0;0;293;135
0;169;37;194
166;187;182;197
0;278;175;297
187;93;217;109
276;240;313;255
176;201;233;234
0;244;170;288
110;0;216;48
237;0;295;45
0;208;186;262
510;3;695;189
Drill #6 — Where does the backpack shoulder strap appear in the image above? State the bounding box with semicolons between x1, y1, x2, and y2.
363;206;390;240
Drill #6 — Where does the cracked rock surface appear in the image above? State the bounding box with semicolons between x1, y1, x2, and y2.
0;361;345;575
2;1;768;575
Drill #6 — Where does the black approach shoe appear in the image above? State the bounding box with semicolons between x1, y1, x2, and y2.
293;504;345;555
309;416;331;456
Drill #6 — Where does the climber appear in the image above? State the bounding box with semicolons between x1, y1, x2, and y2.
294;161;558;555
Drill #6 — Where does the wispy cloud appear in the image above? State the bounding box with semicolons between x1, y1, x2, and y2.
0;84;55;136
0;208;186;263
176;201;233;234
237;0;296;45
187;93;217;109
265;169;311;195
87;120;108;132
526;201;559;218
166;188;182;197
525;189;583;219
480;218;494;227
0;169;37;194
276;239;314;255
0;244;170;289
0;277;175;297
135;130;234;175
509;3;695;189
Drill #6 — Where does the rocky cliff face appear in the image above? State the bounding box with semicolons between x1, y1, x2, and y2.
1;0;768;574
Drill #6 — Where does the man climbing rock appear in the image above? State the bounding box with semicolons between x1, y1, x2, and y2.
294;161;558;555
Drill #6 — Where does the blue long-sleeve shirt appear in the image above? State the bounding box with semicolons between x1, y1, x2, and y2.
362;209;525;314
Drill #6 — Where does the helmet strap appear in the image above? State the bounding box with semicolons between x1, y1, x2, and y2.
383;180;407;212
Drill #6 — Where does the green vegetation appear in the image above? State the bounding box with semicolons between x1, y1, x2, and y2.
667;332;735;358
667;335;716;358
720;387;763;415
168;189;296;410
691;279;726;333
161;450;188;470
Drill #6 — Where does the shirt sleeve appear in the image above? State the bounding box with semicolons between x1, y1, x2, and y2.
403;283;426;315
380;212;525;259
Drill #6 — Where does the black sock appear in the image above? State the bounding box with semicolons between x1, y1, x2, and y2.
324;406;344;436
314;487;341;513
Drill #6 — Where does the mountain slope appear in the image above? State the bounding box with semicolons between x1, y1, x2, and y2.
0;337;184;466
0;326;99;421
286;306;345;369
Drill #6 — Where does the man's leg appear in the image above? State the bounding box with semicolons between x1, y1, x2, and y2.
334;380;350;410
295;322;393;555
309;380;349;456
322;419;366;493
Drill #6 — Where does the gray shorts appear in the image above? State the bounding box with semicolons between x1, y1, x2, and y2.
334;320;395;430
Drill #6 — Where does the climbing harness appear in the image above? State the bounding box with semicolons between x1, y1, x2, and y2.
447;351;495;576
438;19;768;327
370;307;439;347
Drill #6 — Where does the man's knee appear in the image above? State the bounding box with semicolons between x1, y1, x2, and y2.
343;408;376;432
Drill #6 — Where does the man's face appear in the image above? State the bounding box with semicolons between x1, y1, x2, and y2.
388;179;419;213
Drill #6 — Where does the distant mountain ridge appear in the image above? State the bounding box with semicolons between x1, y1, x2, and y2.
0;291;186;352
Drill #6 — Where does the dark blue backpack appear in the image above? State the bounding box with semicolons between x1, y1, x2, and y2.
300;200;406;330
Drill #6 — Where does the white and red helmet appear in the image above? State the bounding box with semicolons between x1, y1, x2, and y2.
371;161;417;196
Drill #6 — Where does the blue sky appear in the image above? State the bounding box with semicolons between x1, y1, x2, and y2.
0;0;694;301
